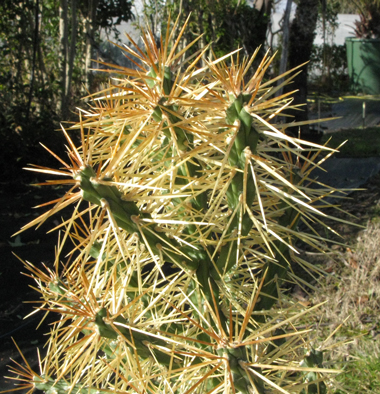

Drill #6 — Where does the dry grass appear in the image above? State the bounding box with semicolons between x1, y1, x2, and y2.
321;127;380;158
315;222;380;328
308;221;380;393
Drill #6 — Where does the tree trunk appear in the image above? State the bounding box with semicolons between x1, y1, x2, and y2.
254;0;272;14
15;4;27;100
276;0;292;97
284;0;319;138
26;0;40;120
59;0;68;117
66;0;77;111
84;0;99;94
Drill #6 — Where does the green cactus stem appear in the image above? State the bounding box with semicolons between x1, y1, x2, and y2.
77;166;202;271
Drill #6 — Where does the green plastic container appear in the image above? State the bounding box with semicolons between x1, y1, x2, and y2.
345;37;380;94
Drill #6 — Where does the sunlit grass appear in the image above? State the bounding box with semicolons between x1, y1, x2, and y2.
307;220;380;394
334;339;380;394
321;126;380;158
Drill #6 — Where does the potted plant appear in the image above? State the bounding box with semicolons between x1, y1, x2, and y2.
346;0;380;94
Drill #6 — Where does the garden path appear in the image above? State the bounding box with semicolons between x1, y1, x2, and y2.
310;96;380;131
308;96;380;191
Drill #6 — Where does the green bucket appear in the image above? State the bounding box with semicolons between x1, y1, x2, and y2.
345;37;380;94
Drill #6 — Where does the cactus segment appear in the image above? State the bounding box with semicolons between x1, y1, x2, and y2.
77;166;201;271
213;95;262;276
226;348;265;394
300;349;327;394
226;97;259;171
254;175;303;312
79;165;222;325
147;65;173;96
95;308;177;365
33;376;100;394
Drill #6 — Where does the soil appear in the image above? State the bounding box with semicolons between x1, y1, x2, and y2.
1;171;379;393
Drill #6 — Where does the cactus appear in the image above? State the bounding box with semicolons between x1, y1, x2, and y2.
6;16;349;394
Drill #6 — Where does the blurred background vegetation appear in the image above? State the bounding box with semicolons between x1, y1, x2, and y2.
0;0;361;183
0;0;134;181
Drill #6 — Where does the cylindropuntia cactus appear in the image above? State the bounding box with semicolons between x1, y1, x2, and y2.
6;15;349;394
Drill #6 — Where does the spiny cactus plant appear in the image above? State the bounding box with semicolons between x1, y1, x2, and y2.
5;15;350;394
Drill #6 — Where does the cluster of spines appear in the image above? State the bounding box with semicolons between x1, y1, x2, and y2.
6;16;347;394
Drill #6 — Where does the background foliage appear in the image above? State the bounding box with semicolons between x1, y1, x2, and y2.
0;0;133;181
0;0;355;177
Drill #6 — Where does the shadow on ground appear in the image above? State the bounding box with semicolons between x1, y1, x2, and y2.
309;95;380;131
0;181;70;392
